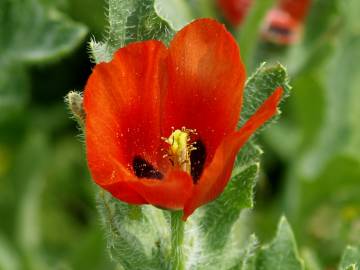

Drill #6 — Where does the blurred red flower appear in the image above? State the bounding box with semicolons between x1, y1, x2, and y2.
84;19;283;220
217;0;253;26
262;0;312;45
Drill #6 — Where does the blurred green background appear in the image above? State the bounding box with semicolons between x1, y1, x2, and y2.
1;0;359;269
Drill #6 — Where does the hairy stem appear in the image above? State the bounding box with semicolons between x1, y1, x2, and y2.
170;211;185;270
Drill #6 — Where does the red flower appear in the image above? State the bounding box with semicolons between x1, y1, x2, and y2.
84;19;283;220
217;0;253;27
278;0;311;22
262;0;312;45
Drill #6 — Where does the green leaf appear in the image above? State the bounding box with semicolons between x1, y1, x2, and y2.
235;63;291;169
235;234;259;270
97;191;170;270
155;0;193;31
339;246;360;270
240;63;291;127
201;164;259;252
256;216;304;270
178;165;259;270
90;0;185;63
0;0;87;122
240;235;259;270
1;0;87;63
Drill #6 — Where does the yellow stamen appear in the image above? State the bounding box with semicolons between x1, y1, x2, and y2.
163;127;196;174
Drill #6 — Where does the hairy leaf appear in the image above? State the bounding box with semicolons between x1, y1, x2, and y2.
235;63;291;169
240;63;291;128
0;0;87;63
201;164;259;252
339;246;360;270
229;234;259;270
256;217;304;270
239;234;259;270
0;0;87;122
155;0;193;31
97;191;170;270
89;0;193;63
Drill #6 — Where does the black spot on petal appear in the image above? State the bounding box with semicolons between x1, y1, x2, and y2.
133;156;163;180
190;140;206;183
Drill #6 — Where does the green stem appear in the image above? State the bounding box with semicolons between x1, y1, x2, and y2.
170;211;185;270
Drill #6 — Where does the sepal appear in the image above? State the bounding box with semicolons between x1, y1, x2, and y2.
65;91;85;128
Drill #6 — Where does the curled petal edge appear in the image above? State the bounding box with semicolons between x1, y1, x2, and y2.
183;87;284;220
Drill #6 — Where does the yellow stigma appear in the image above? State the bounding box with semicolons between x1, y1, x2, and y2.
163;127;196;174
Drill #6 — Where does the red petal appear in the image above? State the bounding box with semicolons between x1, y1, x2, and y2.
98;162;147;204
127;170;194;209
163;18;246;163
278;0;311;22
183;87;283;220
84;41;168;203
218;0;253;26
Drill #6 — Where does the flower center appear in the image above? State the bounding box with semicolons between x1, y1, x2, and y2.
163;127;197;174
131;127;206;182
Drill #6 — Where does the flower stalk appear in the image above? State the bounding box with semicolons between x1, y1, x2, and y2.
170;211;185;270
